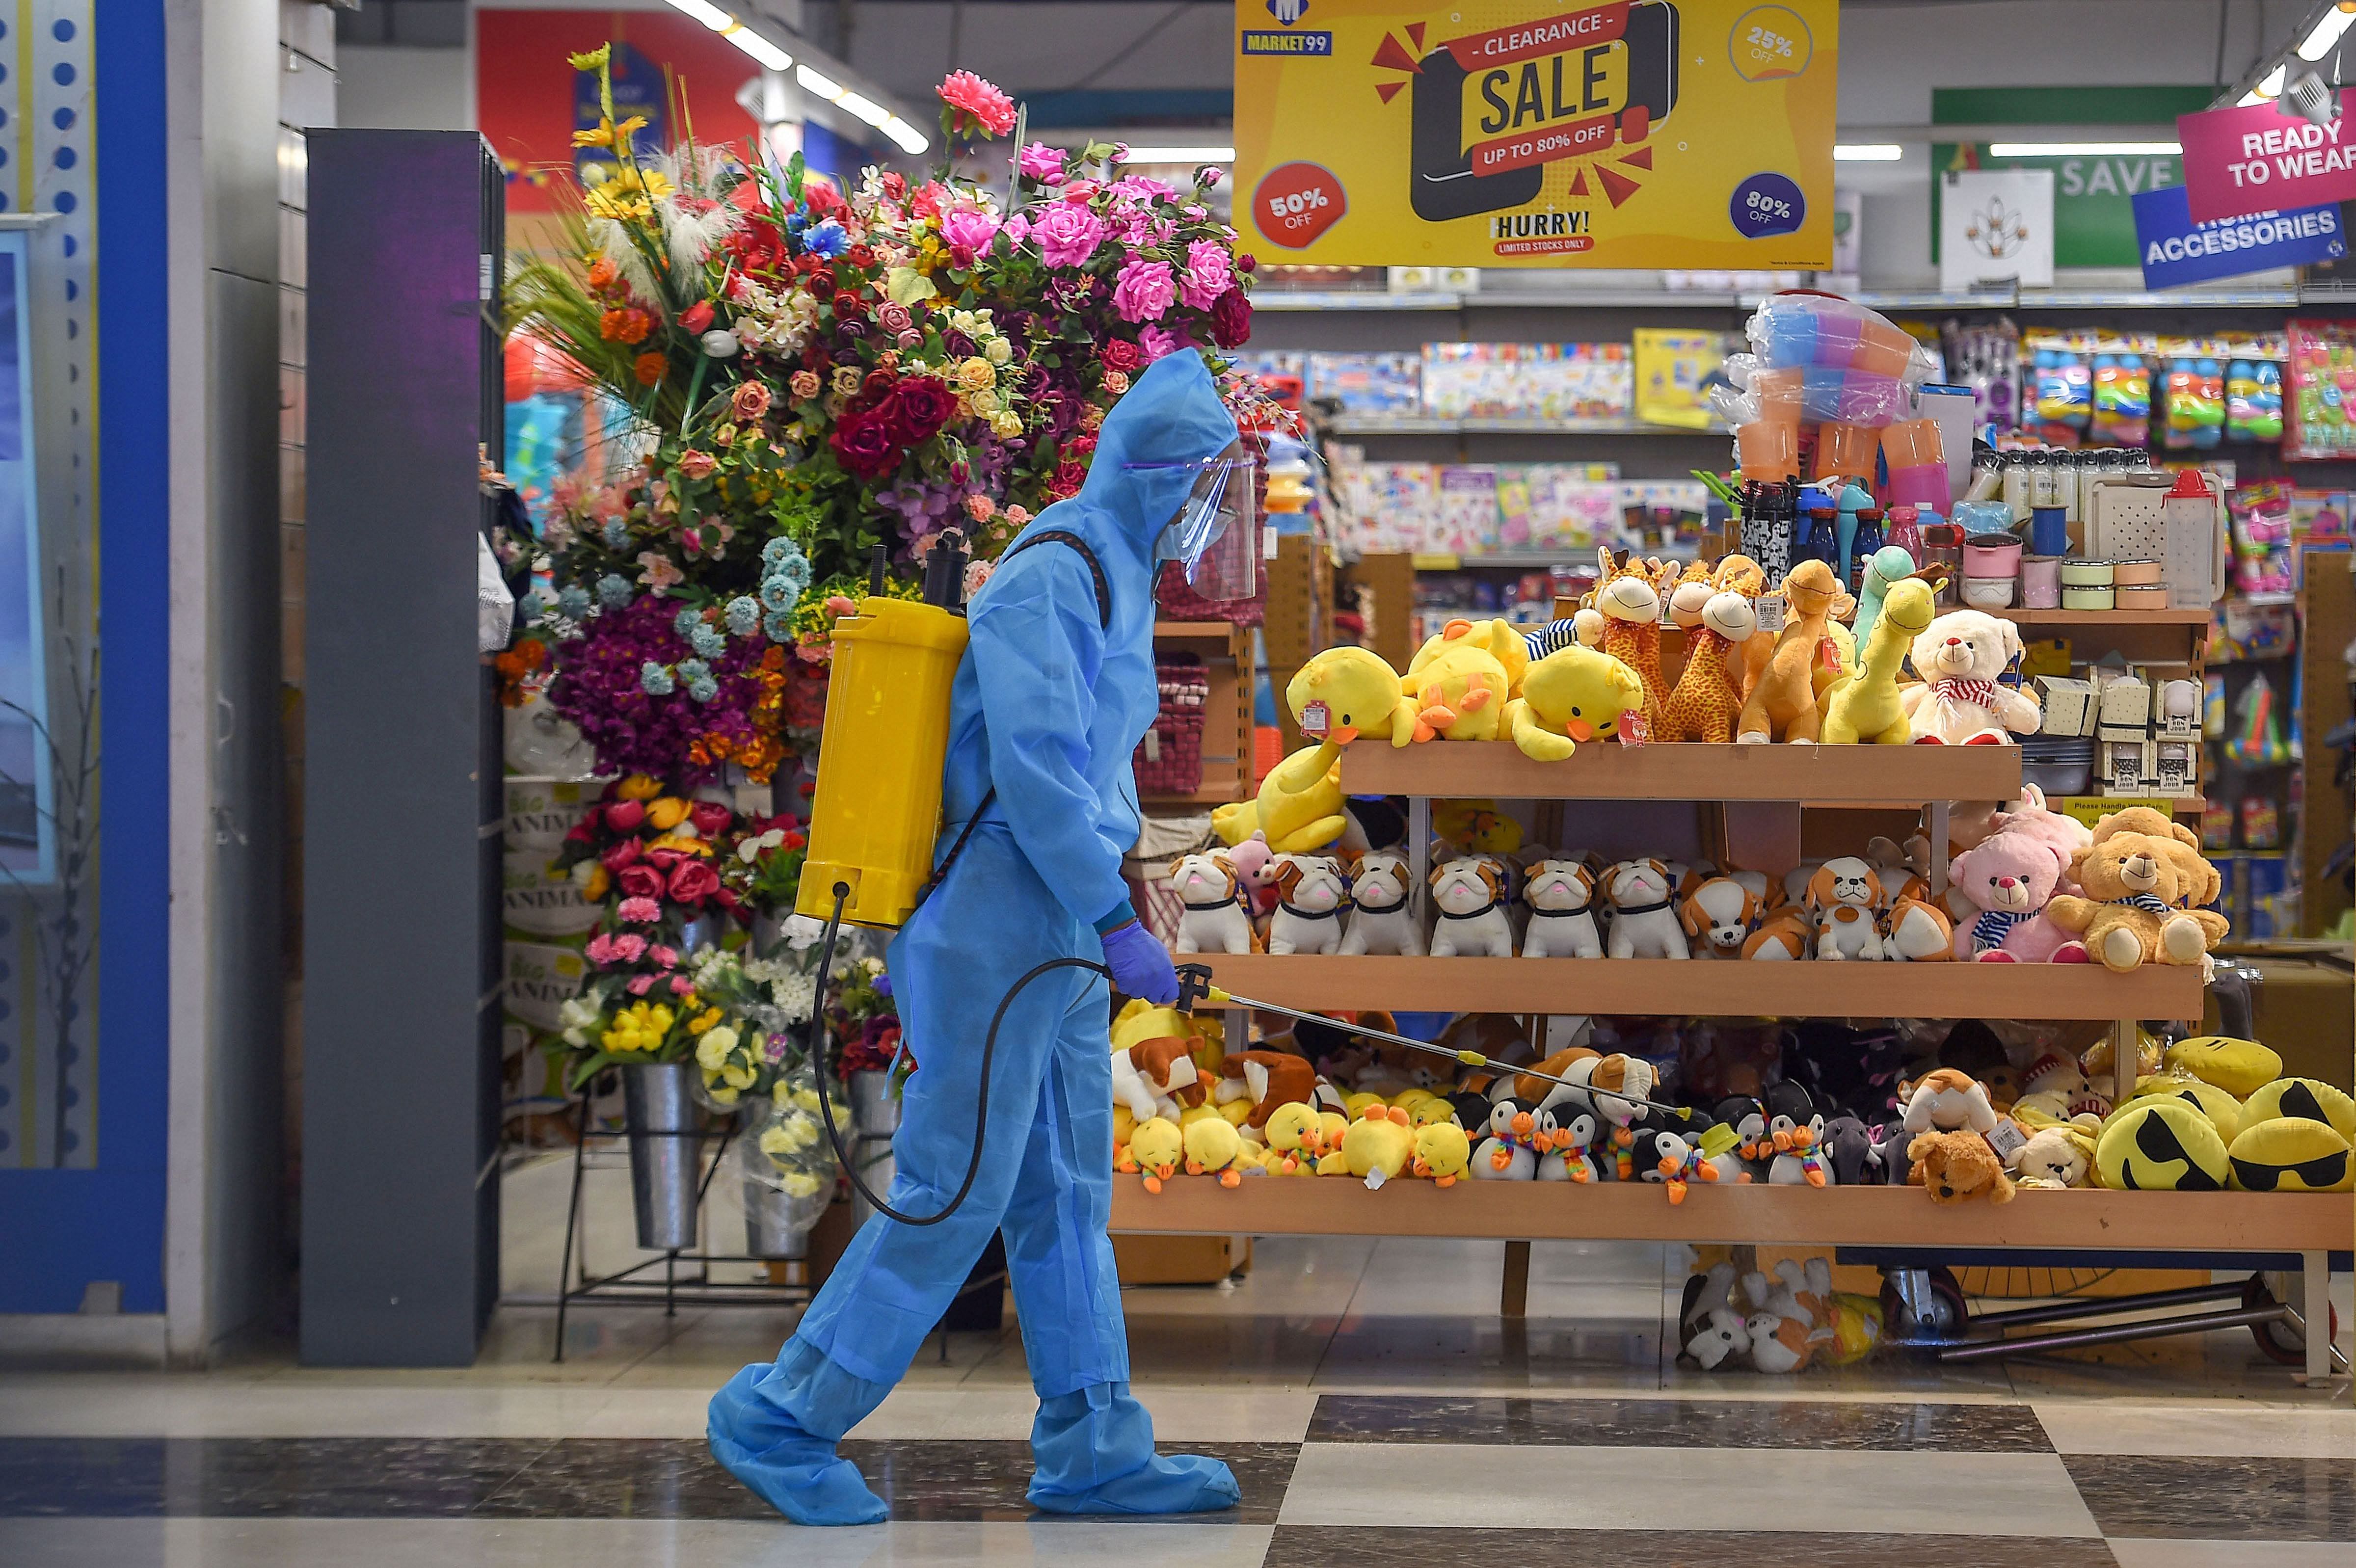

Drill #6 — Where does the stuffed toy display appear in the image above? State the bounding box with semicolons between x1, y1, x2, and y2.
1428;855;1516;957
2045;813;2230;971
1603;859;1689;959
1400;619;1516;741
2095;1096;2231;1191
1265;854;1351;955
1167;850;1256;956
1505;643;1649;761
1660;589;1759;743
1579;550;1678;733
1946;832;2084;962
2165;1035;2284;1099
1285;645;1426;748
1337;849;1423;956
1521;858;1604;958
1738;559;1850;744
1820;577;1938;744
1215;740;1347;854
1909;1129;2017;1203
1900;609;2041;744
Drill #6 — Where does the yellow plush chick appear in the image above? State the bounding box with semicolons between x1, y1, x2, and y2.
1218;1098;1253;1127
1286;646;1426;747
1124;1116;1184;1193
1314;1147;1353;1176
1178;1102;1224;1129
1505;644;1648;761
1432;799;1524;854
1264;1101;1324;1175
1404;1097;1460;1129
1113;1102;1137;1152
1400;620;1513;741
1315;1109;1351;1154
1412;1122;1474;1186
1342;1104;1417;1189
1343;1090;1390;1119
1411;616;1529;699
1220;741;1348;853
1183;1115;1246;1187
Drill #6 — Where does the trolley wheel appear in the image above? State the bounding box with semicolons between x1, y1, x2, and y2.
2244;1276;2340;1366
1879;1265;1971;1344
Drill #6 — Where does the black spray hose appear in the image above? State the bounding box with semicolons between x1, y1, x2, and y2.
806;882;1113;1226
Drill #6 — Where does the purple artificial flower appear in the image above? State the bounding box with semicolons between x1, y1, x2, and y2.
941;207;1002;266
1178;238;1234;312
1030;201;1107;269
1017;141;1065;182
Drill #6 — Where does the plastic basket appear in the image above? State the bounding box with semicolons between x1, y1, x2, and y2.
1155;558;1265;627
1134;655;1210;796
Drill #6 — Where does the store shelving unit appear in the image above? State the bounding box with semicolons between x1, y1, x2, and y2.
1113;738;2348;1383
1146;621;1254;809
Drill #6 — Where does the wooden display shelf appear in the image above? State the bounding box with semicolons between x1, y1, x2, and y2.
1153;620;1248;642
1995;607;2213;628
1193;953;2207;1021
1112;1178;2351;1254
1338;740;2020;803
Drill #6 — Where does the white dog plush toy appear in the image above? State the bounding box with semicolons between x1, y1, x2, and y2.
1520;858;1602;958
1339;849;1423;955
1679;875;1762;958
1604;859;1689;958
1429;856;1516;957
1166;850;1255;955
1266;854;1351;955
1900;609;2041;744
1807;856;1886;960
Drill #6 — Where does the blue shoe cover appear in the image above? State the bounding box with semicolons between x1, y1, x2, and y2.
707;1362;888;1526
1025;1382;1241;1516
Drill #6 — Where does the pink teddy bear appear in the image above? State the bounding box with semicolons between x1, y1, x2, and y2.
1947;831;2089;963
1224;829;1281;920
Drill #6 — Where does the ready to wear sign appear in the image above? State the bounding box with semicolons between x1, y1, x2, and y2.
2177;90;2356;222
2130;183;2345;289
1232;0;1836;268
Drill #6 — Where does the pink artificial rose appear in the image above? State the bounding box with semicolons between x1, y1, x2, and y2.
604;798;646;833
1112;255;1176;323
1017;141;1065;182
668;859;722;904
1060;180;1101;205
611;933;649;963
649;944;680;970
1137;323;1183;363
689;800;734;837
876;300;912;334
937;70;1017;137
618;896;662;924
676;450;718;480
1029;202;1106;270
600;837;644;873
669;975;696;996
626;974;656;995
1001;213;1030;248
616;863;665;901
1178;238;1233;311
941;207;1002;266
1003;504;1031;527
730;381;771;422
585;933;618;964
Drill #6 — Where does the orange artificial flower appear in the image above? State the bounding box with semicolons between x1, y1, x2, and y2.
600;306;653;345
634;351;666;387
586;256;619;290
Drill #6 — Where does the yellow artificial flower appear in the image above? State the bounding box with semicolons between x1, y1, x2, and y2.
989;410;1024;439
969;388;1000;416
696;1029;734;1071
583;186;654;224
646;797;691;831
602;1000;677;1054
984;338;1012;366
707;1084;740;1106
687;1009;726;1038
957;357;994;391
582;864;611;902
570;114;648;149
830;364;864;397
647;833;712;858
723;1061;756;1090
782;1172;824;1198
616;775;664;801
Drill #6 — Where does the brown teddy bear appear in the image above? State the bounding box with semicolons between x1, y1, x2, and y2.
2083;806;2222;902
1908;1129;2017;1204
2044;821;2229;972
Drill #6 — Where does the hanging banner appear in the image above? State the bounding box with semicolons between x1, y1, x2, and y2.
1232;0;1837;267
2177;92;2356;222
2131;184;2345;289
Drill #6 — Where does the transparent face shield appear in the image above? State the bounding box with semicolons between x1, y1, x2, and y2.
1137;445;1261;601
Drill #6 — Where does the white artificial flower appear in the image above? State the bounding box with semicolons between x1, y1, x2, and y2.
701;330;741;359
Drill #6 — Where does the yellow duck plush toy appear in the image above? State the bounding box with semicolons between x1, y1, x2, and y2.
1263;1101;1326;1175
1341;1104;1417;1189
1118;1116;1185;1193
1182;1115;1247;1187
1820;577;1938;744
1399;619;1515;741
1410;616;1530;699
1213;741;1348;853
1412;1122;1474;1186
1285;646;1428;747
1504;644;1649;761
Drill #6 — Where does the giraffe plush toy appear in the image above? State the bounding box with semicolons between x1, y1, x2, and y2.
1660;591;1759;743
1577;550;1674;734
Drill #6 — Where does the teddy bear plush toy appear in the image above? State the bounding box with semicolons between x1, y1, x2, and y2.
1900;609;2042;744
2045;812;2229;972
1909;1129;2017;1203
1946;831;2086;962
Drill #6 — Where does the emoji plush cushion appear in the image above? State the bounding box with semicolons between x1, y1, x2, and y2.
2227;1117;2354;1192
2095;1098;2230;1191
2240;1077;2356;1142
2162;1036;2283;1099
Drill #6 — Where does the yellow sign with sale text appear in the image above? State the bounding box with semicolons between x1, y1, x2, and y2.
1233;0;1836;267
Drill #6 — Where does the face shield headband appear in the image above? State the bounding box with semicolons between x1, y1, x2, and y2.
1134;446;1261;602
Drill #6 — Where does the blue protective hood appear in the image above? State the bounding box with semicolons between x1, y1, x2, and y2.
1068;350;1242;568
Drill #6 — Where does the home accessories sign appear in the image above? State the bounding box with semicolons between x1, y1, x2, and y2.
1233;0;1837;267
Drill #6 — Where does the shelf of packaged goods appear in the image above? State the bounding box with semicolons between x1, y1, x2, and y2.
1323;414;1727;437
1336;739;2021;803
1191;953;2206;1021
1995;607;2214;629
1110;1178;2350;1251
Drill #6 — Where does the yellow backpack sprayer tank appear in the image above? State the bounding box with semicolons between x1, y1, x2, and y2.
794;532;1111;930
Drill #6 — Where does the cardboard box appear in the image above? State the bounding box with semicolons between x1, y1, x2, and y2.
2035;676;2099;738
2202;955;2354;1090
1112;1234;1252;1285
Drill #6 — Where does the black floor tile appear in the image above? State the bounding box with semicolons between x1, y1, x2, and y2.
1307;1394;2053;1451
0;1438;550;1518
2063;1454;2356;1541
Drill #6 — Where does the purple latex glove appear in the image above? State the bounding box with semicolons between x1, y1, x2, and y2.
1099;920;1178;1004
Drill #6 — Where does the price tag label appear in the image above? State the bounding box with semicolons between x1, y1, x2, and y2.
1299;700;1330;739
1819;636;1843;672
1617;711;1650;746
1984;1117;2029;1162
1756;592;1787;635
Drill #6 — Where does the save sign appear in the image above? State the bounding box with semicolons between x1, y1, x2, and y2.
2178;91;2356;222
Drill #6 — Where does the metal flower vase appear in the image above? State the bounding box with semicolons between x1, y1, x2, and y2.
848;1069;901;1227
621;1061;703;1251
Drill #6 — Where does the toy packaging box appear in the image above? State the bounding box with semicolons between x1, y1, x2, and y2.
1308;351;1422;414
1633;329;1730;430
1421;342;1634;421
2286;319;2356;460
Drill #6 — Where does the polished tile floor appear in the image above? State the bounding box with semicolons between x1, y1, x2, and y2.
2;1156;2350;1566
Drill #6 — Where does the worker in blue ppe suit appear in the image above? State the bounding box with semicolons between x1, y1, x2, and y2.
709;350;1255;1526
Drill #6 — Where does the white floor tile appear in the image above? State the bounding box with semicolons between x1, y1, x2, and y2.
1275;1443;2102;1536
2033;1400;2356;1458
0;1378;623;1439
0;1518;1276;1568
2108;1541;2356;1568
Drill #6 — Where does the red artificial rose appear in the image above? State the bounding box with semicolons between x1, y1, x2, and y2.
565;818;595;845
830;410;906;480
847;244;876;268
1100;338;1142;374
1209;288;1252;349
668;858;722;904
689;800;733;837
862;368;896;399
809;266;836;294
616;862;666;901
679;300;715;335
600;837;644;872
887;377;955;444
831;290;863;321
645;848;682;872
604;797;646;833
881;171;909;201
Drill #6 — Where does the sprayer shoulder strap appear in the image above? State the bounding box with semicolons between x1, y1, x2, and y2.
998;529;1112;630
918;533;1112;910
